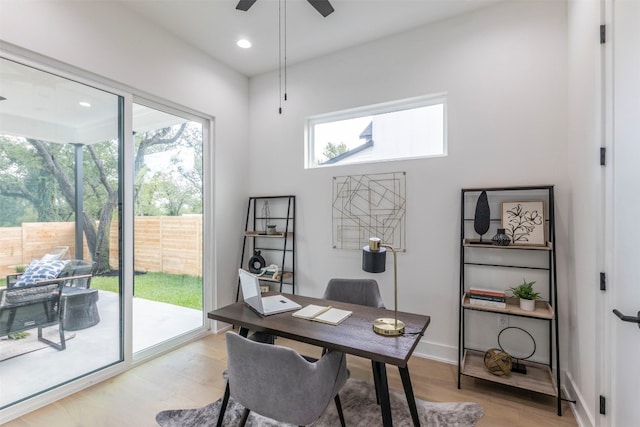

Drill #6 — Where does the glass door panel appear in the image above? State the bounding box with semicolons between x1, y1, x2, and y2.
0;57;122;409
131;102;204;353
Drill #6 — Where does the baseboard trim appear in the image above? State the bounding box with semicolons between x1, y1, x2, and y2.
563;371;595;427
412;338;458;365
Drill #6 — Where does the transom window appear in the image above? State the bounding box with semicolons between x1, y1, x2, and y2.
305;94;447;168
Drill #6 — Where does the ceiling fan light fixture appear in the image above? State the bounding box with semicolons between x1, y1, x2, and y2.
237;39;252;49
236;0;334;17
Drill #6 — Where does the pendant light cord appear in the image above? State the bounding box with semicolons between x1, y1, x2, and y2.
284;0;288;102
278;0;282;114
278;0;288;114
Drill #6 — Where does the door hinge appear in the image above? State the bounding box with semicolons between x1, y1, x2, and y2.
600;25;606;44
600;147;606;166
600;272;606;291
600;395;606;415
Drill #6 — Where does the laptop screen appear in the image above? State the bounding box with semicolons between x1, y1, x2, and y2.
239;269;263;312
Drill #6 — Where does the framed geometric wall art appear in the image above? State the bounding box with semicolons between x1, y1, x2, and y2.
332;172;406;251
501;200;546;246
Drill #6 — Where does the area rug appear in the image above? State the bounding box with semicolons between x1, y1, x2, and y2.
0;329;74;362
156;378;484;427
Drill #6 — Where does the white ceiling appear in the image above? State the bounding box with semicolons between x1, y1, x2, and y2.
1;0;502;143
121;0;502;77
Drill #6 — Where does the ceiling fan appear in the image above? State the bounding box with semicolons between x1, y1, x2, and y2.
236;0;335;17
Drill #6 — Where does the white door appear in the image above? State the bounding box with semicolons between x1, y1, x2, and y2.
610;0;640;425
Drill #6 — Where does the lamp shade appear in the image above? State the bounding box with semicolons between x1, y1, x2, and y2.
362;245;387;273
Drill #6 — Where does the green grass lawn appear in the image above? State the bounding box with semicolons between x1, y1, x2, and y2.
91;272;202;310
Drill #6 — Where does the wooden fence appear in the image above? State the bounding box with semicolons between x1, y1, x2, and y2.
0;216;202;279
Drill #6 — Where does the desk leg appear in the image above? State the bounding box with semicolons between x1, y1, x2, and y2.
371;360;381;404
372;361;393;427
399;366;420;427
238;327;249;337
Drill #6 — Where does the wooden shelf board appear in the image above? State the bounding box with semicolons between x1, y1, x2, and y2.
239;268;292;282
461;349;557;397
245;231;292;238
462;294;554;319
463;239;553;251
257;272;293;282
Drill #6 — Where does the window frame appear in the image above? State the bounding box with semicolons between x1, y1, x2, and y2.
305;93;448;169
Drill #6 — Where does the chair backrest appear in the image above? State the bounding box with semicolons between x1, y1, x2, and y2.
225;332;348;426
322;278;386;308
0;281;64;336
60;260;95;288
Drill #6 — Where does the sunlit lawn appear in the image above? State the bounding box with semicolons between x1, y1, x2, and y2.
91;272;202;310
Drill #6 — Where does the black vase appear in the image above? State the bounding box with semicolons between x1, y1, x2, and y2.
248;250;266;273
492;228;511;246
474;191;491;242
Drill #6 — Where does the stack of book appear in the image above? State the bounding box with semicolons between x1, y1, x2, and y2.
468;288;507;308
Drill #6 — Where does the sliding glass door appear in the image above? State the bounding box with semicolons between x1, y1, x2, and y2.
0;56;209;412
131;102;204;354
0;57;123;408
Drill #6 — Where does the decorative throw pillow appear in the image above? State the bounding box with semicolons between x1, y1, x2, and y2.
14;260;69;287
40;252;62;262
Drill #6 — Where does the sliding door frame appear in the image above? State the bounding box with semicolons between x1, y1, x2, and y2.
0;43;214;423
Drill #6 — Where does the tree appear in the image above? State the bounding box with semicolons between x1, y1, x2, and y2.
0;121;200;274
321;141;348;163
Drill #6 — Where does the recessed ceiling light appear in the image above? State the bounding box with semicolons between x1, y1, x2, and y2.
79;101;91;107
237;39;252;49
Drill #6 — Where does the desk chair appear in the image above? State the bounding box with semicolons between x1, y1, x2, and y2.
322;278;385;404
322;278;385;309
221;332;348;427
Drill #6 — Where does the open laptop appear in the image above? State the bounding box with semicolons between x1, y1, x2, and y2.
238;269;301;316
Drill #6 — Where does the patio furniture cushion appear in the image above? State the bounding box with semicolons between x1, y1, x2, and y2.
14;260;69;287
4;283;61;306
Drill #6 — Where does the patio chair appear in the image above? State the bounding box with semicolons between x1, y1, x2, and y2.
5;258;100;331
0;280;66;350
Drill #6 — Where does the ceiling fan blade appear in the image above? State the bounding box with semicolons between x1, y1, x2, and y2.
236;0;258;12
307;0;334;17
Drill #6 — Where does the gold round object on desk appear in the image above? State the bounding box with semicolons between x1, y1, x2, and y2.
372;318;405;336
483;348;512;376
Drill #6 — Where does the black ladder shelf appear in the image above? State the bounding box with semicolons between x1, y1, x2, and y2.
236;195;296;302
458;185;563;416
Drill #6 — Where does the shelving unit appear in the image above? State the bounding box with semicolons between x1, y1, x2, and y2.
458;185;563;415
236;195;296;301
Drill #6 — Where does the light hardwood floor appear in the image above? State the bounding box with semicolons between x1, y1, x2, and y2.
5;332;578;427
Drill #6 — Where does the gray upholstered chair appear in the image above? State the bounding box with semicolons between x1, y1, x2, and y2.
322;278;385;404
322;278;385;309
221;332;348;426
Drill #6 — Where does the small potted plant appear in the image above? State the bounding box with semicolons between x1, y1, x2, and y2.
508;279;541;311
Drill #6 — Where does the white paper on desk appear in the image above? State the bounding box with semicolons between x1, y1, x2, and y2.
292;304;331;319
292;305;352;325
312;308;352;325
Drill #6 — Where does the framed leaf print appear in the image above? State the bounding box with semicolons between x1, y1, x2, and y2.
501;201;546;246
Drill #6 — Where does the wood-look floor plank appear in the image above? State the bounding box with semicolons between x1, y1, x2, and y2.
4;333;577;427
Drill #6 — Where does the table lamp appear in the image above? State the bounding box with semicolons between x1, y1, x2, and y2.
362;237;405;336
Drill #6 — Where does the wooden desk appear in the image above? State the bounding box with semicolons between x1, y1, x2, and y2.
208;293;430;427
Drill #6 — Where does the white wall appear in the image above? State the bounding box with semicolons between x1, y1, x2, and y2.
248;0;570;364
0;1;250;309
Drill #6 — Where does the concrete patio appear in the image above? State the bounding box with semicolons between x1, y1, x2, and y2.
0;290;203;409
